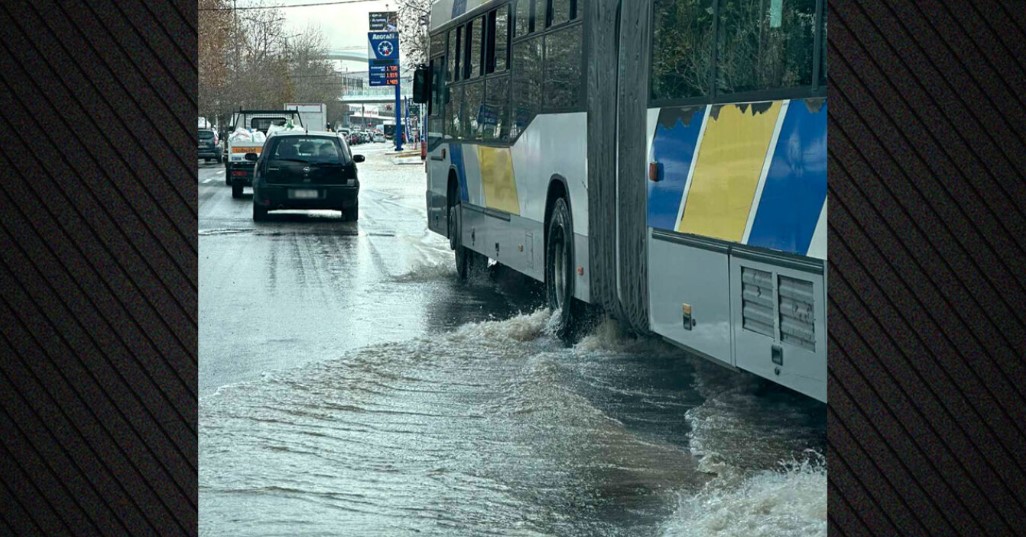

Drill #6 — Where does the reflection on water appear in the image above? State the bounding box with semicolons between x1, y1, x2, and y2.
200;303;825;536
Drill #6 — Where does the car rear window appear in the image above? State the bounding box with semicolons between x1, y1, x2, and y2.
268;137;351;163
250;117;288;132
198;130;214;139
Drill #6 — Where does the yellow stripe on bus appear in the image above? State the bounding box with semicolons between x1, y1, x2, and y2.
477;146;520;215
677;101;781;242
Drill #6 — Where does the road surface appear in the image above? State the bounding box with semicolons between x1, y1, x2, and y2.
198;145;827;536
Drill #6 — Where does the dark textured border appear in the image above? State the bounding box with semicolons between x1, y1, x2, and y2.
829;1;1026;535
2;0;1025;535
0;0;197;535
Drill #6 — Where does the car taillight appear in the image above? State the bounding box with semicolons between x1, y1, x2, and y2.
420;141;426;160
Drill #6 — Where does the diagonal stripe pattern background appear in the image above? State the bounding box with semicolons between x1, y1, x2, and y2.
0;0;196;535
829;1;1026;535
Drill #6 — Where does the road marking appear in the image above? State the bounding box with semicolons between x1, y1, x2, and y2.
202;178;214;183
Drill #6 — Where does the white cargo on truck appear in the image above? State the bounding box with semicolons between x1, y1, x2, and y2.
284;103;327;132
224;109;305;198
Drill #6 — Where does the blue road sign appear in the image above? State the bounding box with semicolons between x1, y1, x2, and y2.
368;32;400;87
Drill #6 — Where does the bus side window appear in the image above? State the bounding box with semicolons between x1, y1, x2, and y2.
469;17;484;78
486;7;510;74
447;28;458;82
650;0;714;102
819;1;826;87
447;84;464;138
430;58;445;117
717;0;816;94
543;24;583;110
512;35;543;132
515;0;533;37
550;0;571;27
463;19;475;80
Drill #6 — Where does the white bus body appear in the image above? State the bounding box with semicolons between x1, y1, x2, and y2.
420;0;827;403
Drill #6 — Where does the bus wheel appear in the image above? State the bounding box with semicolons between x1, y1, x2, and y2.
449;198;484;281
545;196;582;342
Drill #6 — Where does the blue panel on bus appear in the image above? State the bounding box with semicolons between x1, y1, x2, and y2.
746;99;827;255
648;106;706;231
448;143;469;202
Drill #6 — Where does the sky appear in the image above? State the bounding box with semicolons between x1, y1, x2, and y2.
238;0;401;72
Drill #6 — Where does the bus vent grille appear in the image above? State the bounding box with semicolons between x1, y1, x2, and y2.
779;275;816;351
741;267;775;338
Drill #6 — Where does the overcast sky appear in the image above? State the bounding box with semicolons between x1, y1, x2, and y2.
241;0;400;71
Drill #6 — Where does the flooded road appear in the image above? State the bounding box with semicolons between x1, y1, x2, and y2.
199;146;826;536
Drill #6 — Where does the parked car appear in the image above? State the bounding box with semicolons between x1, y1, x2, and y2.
198;128;221;163
248;131;366;222
372;133;385;143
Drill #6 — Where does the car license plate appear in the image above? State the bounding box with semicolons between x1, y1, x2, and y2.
289;189;319;199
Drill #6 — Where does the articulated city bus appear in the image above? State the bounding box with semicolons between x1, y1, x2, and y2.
414;0;827;403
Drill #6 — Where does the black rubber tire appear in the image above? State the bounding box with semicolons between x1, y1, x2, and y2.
342;201;359;222
232;183;243;199
545;196;582;342
252;202;268;222
449;197;485;282
225;163;232;185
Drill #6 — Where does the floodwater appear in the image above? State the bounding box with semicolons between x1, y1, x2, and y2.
200;305;825;536
198;147;826;536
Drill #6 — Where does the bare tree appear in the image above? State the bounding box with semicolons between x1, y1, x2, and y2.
396;0;431;68
199;0;350;127
198;0;234;123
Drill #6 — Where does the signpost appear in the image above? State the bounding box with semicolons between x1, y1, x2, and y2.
368;11;402;151
369;11;398;32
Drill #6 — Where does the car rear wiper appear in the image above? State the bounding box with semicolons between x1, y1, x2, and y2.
309;161;344;166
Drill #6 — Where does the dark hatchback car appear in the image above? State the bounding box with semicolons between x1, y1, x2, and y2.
247;132;365;222
198;128;221;162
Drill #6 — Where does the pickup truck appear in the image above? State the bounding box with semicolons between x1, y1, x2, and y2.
225;109;306;198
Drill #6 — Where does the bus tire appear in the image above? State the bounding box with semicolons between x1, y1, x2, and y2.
449;197;484;281
545;196;582;342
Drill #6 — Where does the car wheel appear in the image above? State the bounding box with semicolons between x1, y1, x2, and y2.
232;183;243;199
253;202;268;222
545;196;583;342
342;201;359;222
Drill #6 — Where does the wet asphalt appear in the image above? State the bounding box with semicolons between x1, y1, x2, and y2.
198;145;827;536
